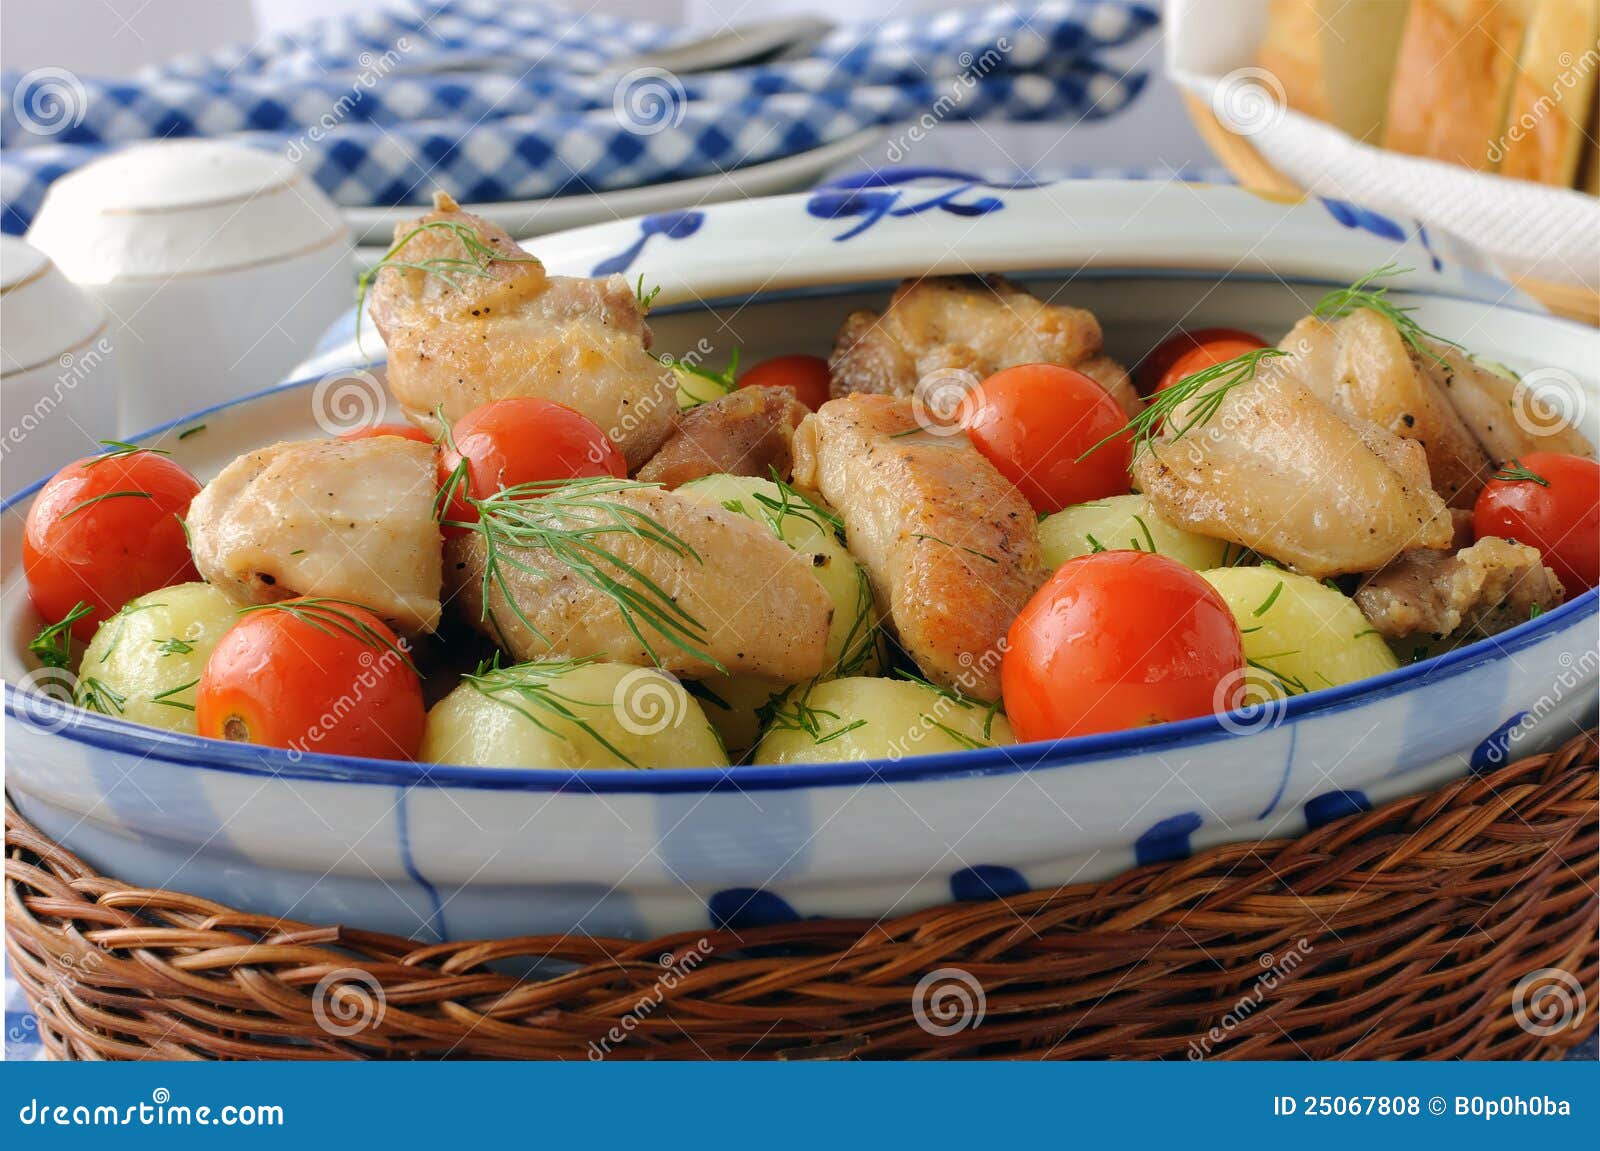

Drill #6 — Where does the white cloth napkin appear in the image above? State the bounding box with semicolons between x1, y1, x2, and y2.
1166;0;1600;292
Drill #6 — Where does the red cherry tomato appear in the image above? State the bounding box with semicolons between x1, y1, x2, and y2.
738;354;832;411
339;423;433;445
1156;336;1271;397
196;599;425;760
437;398;626;530
1002;551;1245;741
1137;327;1267;396
23;449;202;640
958;363;1133;514
1473;452;1600;597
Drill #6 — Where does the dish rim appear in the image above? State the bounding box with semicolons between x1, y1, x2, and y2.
5;365;1593;794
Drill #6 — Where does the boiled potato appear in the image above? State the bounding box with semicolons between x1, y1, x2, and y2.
679;475;885;752
420;659;727;770
753;677;1014;766
1040;494;1236;571
670;362;734;409
76;582;237;733
1200;567;1397;700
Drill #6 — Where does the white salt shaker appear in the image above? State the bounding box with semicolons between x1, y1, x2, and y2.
26;140;352;436
0;236;121;496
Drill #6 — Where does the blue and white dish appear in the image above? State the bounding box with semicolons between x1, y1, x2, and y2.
4;178;1596;943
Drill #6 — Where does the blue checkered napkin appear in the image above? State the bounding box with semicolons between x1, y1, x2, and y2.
1;0;1158;233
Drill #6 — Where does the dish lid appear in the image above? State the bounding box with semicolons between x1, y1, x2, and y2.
26;141;346;283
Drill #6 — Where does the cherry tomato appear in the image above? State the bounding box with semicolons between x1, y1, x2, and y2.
1473;452;1600;597
1002;551;1244;741
1137;327;1267;396
1156;336;1271;397
23;449;202;640
437;398;626;529
196;599;425;760
958;363;1133;514
339;423;433;445
738;354;832;410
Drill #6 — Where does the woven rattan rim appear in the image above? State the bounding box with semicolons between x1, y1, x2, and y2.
6;729;1597;1060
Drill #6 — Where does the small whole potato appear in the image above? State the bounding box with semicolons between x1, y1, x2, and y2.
1201;567;1398;700
421;658;727;769
76;582;238;733
753;677;1014;766
1040;494;1236;572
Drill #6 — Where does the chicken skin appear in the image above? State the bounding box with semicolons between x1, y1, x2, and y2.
636;385;809;488
186;436;443;634
367;192;676;469
445;485;832;681
791;394;1046;700
1355;536;1565;640
1133;356;1455;578
829;275;1141;417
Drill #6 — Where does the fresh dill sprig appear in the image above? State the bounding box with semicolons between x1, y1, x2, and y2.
1130;514;1158;555
29;602;93;669
459;477;722;671
909;532;1000;564
151;678;199;711
154;636;195;656
1082;347;1288;460
59;490;152;519
760;684;844;743
751;469;846;545
76;676;126;715
463;654;644;767
83;440;169;467
1253;581;1284;618
97;601;167;663
354;219;541;353
237;598;417;673
178;424;206;440
1492;458;1550;486
829;566;882;679
1312;264;1461;365
634;275;662;313
662;348;741;407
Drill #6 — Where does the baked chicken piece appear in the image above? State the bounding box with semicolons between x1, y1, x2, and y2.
1419;342;1595;465
635;385;809;488
791;394;1046;700
186;436;443;634
1355;536;1565;640
1275;310;1491;507
367;192;676;469
445;485;832;681
1133;357;1454;578
828;275;1141;417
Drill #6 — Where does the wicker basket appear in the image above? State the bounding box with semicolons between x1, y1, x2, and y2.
1180;93;1600;328
6;729;1596;1061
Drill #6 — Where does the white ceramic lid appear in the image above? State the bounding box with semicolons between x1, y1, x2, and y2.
26;141;347;283
0;235;109;376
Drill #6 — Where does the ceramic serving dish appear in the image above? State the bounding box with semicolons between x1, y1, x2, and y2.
25;141;352;444
4;178;1596;943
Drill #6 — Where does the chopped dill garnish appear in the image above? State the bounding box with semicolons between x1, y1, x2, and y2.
829;565;882;679
83;440;170;467
909;532;1000;564
154;636;195;656
1085;532;1107;554
1352;628;1380;639
750;469;845;545
460;477;721;671
1253;581;1284;617
464;655;642;767
929;720;987;751
682;678;731;712
1492;459;1550;487
1312;264;1461;365
150;678;199;711
1246;653;1309;696
1131;514;1158;554
97;601;166;663
29;602;93;669
354;219;542;354
59;490;152;519
1529;603;1544;620
76;676;126;715
815;719;868;745
177;424;206;440
663;348;741;406
1083;347;1288;460
634;275;661;313
760;685;841;743
289;548;306;556
238;598;417;673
